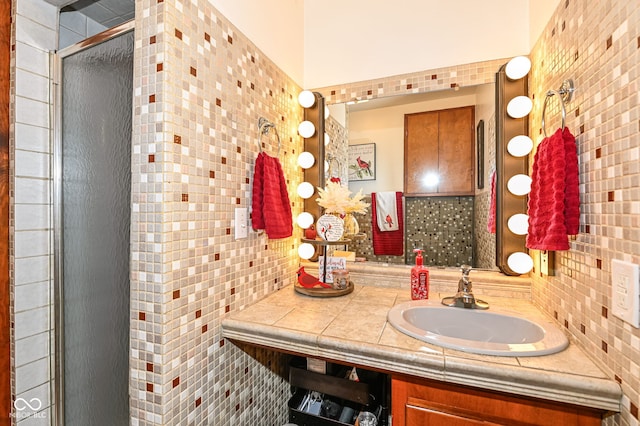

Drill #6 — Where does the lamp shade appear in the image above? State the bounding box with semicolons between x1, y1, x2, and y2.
296;212;314;229
507;96;533;118
298;90;315;108
298;121;316;138
298;243;315;259
505;56;531;80
507;174;532;196
298;151;315;169
507;252;534;274
507;135;534;157
297;182;315;199
507;213;529;235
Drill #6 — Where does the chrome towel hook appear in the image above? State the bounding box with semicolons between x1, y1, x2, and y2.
542;79;575;137
257;117;281;157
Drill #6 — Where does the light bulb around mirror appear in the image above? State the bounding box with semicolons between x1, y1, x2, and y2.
298;121;316;138
324;161;329;173
507;96;533;118
324;106;330;119
507;213;529;235
297;182;315;199
298;90;315;108
297;151;315;169
422;172;439;187
507;174;532;196
296;212;314;229
505;56;531;80
298;243;315;259
324;133;331;146
507;252;534;274
507;135;534;157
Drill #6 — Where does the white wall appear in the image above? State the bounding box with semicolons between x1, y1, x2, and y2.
529;0;561;47
210;0;305;85
304;0;531;88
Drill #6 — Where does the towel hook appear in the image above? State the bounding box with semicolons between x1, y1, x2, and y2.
542;79;575;137
257;117;281;157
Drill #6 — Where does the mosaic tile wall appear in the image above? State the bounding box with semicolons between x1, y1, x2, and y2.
347;196;475;267
527;1;640;425
325;115;348;184
130;1;303;424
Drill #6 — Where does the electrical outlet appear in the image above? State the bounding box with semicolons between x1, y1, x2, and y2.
234;208;248;240
611;259;640;328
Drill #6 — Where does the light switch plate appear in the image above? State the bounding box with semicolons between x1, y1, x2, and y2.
234;208;248;240
611;259;640;328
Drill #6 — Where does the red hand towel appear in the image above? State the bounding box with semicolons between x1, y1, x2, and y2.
487;170;497;234
251;152;293;239
371;192;404;255
526;128;579;250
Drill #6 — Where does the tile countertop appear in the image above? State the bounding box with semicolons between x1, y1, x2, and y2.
221;283;622;413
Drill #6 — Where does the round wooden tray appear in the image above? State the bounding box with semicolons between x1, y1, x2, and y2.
294;281;354;297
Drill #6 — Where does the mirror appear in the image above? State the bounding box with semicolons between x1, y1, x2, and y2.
325;84;497;269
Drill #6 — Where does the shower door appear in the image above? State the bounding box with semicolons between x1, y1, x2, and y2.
54;22;134;426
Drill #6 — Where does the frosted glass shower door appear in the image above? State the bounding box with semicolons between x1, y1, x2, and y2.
56;27;133;425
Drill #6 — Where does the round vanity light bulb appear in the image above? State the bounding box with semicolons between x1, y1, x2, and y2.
507;135;534;157
298;90;316;108
298;121;316;138
423;172;439;187
324;106;331;119
507;252;534;275
505;56;531;80
297;151;315;169
298;243;315;259
297;212;314;229
507;174;532;196
507;96;533;118
297;182;315;199
324;132;331;146
507;213;529;235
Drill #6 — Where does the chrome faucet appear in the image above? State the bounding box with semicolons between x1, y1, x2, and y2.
442;265;489;309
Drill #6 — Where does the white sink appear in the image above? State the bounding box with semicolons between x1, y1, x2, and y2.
387;300;569;357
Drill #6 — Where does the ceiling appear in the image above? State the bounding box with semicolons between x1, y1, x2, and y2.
57;0;134;28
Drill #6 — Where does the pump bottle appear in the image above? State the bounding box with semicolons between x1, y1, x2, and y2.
411;249;429;300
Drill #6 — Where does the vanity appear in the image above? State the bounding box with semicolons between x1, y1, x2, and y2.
221;266;621;425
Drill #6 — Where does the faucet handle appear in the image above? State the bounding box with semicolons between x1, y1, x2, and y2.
460;264;472;277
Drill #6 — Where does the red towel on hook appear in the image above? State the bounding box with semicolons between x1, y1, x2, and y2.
487;170;497;234
526;127;580;250
371;192;404;255
251;152;293;239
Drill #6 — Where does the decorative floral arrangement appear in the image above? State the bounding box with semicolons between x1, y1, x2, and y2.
316;181;369;216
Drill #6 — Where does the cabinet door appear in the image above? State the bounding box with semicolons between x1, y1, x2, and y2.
406;405;499;426
404;106;475;196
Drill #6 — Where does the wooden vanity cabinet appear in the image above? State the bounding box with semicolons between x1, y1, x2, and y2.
391;375;604;426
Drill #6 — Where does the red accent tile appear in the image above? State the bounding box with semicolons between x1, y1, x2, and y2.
150;36;156;44
231;288;236;295
196;397;202;407
204;33;210;42
574;51;579;61
225;305;230;313
585;224;590;233
249;261;254;267
174;134;181;144
563;320;569;328
195;310;202;319
227;35;233;44
251;55;255;63
580;324;585;334
237;80;242;88
579;124;585;134
220;339;225;347
553;311;558;319
157;0;163;3
552;27;556;37
147;383;153;392
236;198;240;204
202;324;207;333
235;404;240;411
601;341;608;353
608;191;614;201
595;148;602;158
172;377;180;388
637;36;640;49
250;83;255;90
226;228;230;235
237;146;241;153
182;194;189;202
615;375;622;384
245;177;250;184
139;312;146;321
149;94;156;103
156;63;163;72
597;259;602;269
606;36;612;49
216;98;222;107
225;390;230;397
244;367;249;374
146;363;154;372
450;83;458;89
175;29;183;40
602;306;608;318
631;403;638;420
330;90;336;95
221;157;226;164
406;84;412;89
561;21;566;31
209;171;215;178
215;253;220;261
431;74;437;79
148;154;155;163
173;290;180;299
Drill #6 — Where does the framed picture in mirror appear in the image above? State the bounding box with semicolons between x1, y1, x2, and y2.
348;142;376;181
477;120;485;189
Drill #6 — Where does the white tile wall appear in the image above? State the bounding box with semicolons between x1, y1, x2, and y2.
59;11;107;50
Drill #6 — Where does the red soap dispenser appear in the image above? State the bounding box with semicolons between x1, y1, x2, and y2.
411;249;429;300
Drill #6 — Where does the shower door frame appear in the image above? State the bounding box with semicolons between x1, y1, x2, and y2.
51;20;135;426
